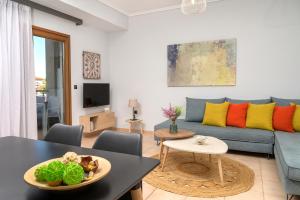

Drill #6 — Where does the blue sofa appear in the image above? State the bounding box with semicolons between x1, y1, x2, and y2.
154;97;300;198
274;132;300;199
155;97;275;155
154;119;274;155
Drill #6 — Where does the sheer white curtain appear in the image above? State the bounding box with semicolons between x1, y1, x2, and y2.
0;0;37;139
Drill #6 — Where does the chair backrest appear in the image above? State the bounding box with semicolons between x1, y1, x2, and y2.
44;123;83;146
92;130;142;156
47;96;60;117
36;96;45;103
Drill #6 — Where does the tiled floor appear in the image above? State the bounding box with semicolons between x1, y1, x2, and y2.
81;131;299;200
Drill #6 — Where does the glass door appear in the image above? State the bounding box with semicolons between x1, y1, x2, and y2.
33;26;71;139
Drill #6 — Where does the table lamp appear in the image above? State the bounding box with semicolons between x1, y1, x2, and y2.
128;99;138;120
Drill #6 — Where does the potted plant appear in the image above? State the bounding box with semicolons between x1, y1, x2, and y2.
162;104;182;133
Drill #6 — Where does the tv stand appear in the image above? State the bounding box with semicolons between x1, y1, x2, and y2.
79;111;116;134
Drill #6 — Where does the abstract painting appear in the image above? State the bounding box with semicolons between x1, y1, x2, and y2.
83;51;101;79
167;39;236;86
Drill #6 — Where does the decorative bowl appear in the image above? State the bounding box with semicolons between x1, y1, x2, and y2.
195;135;208;145
24;155;111;191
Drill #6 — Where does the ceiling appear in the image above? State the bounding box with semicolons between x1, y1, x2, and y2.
32;0;128;31
98;0;224;16
98;0;182;16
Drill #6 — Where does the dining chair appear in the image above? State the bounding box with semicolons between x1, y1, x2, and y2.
44;123;83;146
92;130;143;200
92;130;142;156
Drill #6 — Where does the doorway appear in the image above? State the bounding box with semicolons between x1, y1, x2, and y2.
33;26;72;139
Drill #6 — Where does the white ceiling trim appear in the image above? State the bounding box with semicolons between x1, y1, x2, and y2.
97;1;130;16
129;5;181;16
98;0;224;17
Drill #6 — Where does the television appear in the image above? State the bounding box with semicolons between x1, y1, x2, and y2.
83;83;110;108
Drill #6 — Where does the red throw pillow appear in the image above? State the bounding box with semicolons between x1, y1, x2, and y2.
273;105;296;133
226;103;249;128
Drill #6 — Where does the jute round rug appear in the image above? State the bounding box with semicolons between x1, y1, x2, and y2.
144;152;254;198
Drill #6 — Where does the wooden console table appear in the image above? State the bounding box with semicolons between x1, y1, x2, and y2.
79;112;116;134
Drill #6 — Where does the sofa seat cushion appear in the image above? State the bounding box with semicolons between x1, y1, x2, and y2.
275;131;300;181
154;119;274;144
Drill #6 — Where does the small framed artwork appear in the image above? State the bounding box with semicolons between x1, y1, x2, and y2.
83;51;101;79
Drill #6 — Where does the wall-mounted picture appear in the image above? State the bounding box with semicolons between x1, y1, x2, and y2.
167;39;237;86
83;51;101;79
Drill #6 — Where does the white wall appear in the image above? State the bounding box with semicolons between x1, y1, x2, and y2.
108;0;300;130
33;10;110;125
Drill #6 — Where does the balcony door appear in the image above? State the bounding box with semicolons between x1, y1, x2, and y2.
33;26;71;139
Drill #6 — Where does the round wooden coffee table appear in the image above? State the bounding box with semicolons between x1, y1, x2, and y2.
154;128;194;160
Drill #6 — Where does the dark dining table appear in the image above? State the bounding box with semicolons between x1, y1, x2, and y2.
0;136;160;200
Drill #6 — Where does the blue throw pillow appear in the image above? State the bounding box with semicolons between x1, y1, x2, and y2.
185;97;225;122
271;97;300;106
226;98;271;104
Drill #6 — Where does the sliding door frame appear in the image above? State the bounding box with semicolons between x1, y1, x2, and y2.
32;25;72;125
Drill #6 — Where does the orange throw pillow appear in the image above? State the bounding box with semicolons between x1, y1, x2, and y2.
226;103;249;128
273;105;296;132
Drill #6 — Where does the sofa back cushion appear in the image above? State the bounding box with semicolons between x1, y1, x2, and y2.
273;105;296;133
185;97;225;122
227;98;271;104
272;97;300;106
246;103;275;131
226;103;249;128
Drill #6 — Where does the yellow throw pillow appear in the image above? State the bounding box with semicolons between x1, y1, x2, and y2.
291;104;300;132
203;102;229;127
246;103;275;131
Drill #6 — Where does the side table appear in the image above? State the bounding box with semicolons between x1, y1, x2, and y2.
154;128;194;160
126;119;144;134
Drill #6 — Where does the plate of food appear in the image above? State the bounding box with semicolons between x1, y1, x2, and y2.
24;152;111;191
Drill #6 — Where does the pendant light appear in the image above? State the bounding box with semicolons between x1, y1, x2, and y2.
181;0;207;15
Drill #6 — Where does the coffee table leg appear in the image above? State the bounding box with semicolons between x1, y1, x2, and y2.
209;154;212;162
161;147;169;172
193;152;196;162
218;156;224;186
159;139;164;160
